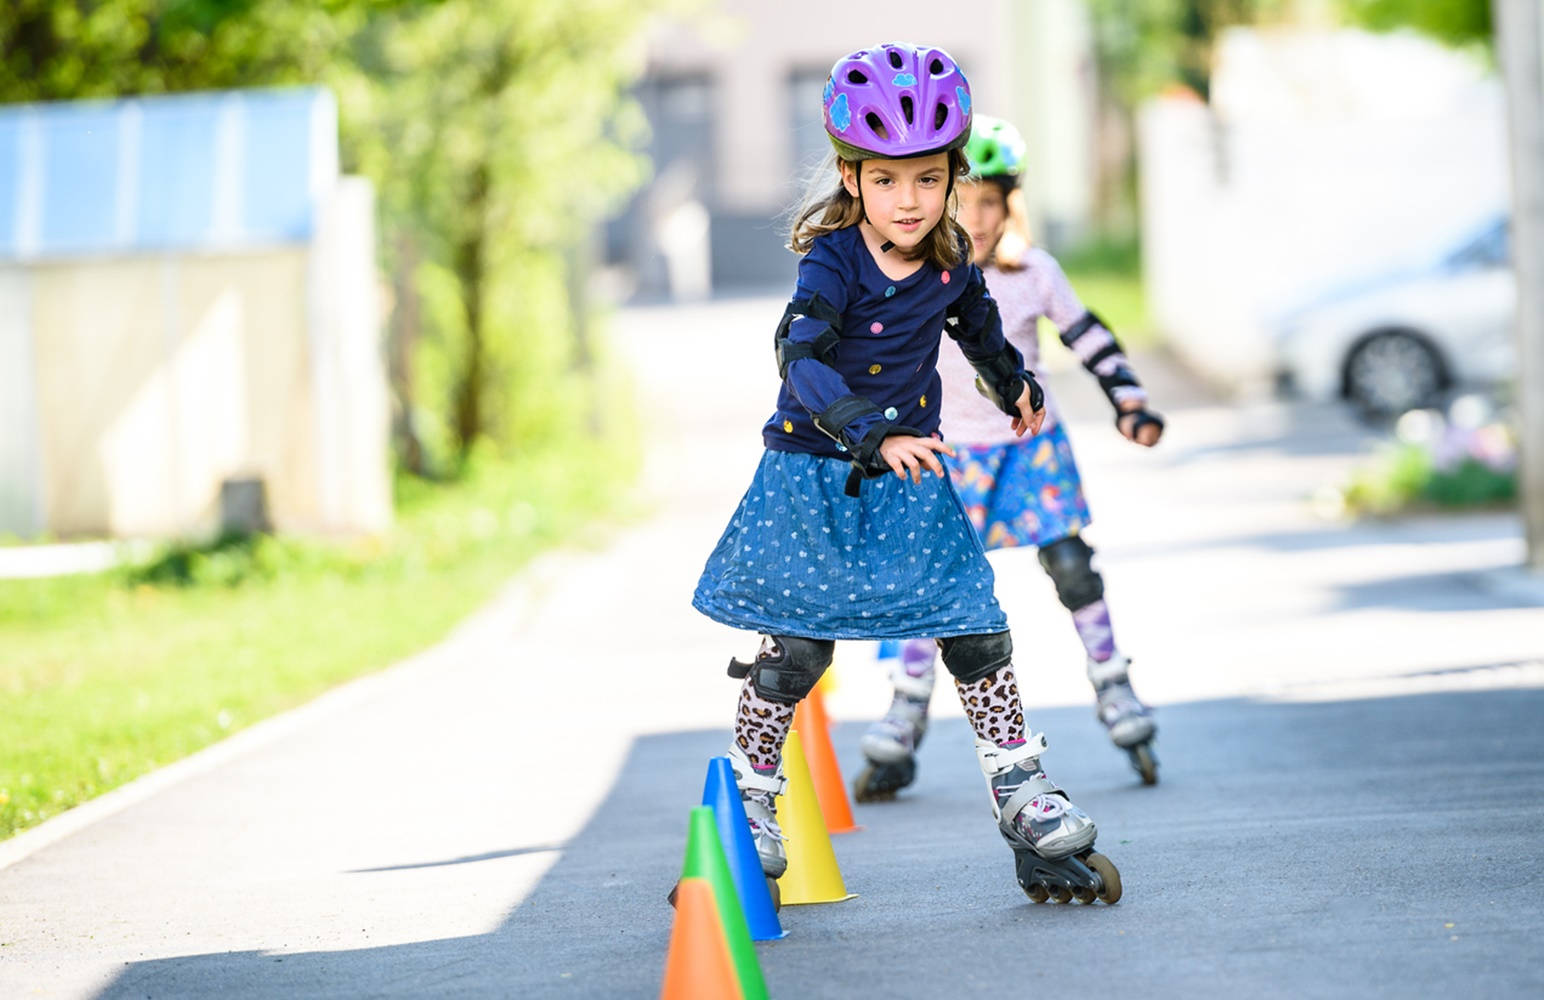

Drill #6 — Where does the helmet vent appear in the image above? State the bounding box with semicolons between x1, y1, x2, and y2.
934;103;949;129
888;49;904;69
929;57;945;75
900;95;914;124
864;112;890;140
847;69;868;84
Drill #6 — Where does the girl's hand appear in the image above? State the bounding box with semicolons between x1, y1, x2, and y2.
878;435;957;484
1010;384;1046;437
993;230;1029;270
1117;400;1163;446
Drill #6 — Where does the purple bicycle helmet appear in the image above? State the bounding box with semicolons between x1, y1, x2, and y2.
822;42;973;160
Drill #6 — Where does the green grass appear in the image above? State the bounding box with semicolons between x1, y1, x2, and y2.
0;432;639;841
1340;442;1518;517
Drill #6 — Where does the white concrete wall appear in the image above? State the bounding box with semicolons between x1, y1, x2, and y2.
1009;0;1098;243
0;178;388;540
1139;29;1509;387
306;176;391;535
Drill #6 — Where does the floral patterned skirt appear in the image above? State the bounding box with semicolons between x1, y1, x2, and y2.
947;423;1092;551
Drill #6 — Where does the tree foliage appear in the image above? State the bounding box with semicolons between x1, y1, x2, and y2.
0;1;364;99
1085;0;1292;102
0;1;661;475
1338;0;1492;49
337;0;652;469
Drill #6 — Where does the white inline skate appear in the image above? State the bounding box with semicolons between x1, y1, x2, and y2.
726;742;788;877
976;735;1122;904
1089;653;1159;785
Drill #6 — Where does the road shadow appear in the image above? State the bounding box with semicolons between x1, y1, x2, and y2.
97;685;1544;999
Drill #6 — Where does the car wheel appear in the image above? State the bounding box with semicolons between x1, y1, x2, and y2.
1344;330;1447;417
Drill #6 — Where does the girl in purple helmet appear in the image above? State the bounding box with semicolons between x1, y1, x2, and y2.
854;115;1165;805
693;42;1121;905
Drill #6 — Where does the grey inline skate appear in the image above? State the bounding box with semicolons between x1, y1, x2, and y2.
852;654;934;802
1089;653;1158;785
976;734;1122;904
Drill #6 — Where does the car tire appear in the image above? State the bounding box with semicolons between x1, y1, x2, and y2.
1343;329;1447;418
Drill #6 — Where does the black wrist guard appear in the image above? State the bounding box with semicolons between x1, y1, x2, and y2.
1117;407;1165;438
813;394;926;496
973;359;1044;417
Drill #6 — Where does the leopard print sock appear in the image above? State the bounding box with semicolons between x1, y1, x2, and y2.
733;674;796;770
953;664;1027;746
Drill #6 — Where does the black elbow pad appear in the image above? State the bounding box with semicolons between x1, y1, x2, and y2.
773;292;842;378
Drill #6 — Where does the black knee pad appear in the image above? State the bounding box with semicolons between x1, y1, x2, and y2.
727;635;834;705
938;630;1014;684
1037;535;1104;611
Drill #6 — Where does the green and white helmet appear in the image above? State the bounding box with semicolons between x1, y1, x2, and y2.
965;114;1025;183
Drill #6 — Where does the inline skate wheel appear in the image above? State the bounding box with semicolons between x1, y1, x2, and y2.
1025;883;1050;904
1086;852;1122;904
674;877;781;913
851;758;917;803
1130;742;1158;786
1048;885;1073;904
1072;885;1096;904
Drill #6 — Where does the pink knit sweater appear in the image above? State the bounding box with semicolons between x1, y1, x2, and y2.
937;248;1144;445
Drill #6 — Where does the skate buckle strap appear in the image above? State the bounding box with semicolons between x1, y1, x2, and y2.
1086;652;1133;688
736;766;787;798
999;775;1066;830
974;733;1049;776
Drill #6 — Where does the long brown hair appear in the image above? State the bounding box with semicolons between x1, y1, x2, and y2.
787;148;970;271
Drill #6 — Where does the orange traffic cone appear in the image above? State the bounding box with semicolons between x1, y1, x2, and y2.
794;690;861;834
775;729;857;905
660;877;745;1000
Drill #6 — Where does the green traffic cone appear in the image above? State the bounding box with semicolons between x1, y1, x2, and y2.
680;805;769;1000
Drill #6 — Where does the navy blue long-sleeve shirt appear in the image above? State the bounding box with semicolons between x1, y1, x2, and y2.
763;225;1022;457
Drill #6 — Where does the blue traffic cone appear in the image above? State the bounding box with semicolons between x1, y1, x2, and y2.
877;639;902;661
702;756;787;941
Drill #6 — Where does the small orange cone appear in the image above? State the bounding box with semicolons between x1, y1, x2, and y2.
660;878;745;1000
807;683;835;728
794;691;861;834
775;729;857;905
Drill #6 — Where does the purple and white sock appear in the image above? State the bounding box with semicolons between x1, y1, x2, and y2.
1071;599;1117;663
900;638;938;679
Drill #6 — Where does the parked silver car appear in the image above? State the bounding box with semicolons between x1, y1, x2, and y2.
1271;216;1513;417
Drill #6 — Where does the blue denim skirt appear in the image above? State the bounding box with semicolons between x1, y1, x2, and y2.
692;450;1008;640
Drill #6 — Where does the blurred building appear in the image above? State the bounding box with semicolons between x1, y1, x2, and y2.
0;88;389;540
608;0;1101;299
1139;28;1509;388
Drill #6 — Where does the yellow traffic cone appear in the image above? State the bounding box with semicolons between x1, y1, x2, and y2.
774;729;857;905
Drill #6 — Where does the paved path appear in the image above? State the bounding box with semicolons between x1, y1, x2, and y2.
1;295;1541;998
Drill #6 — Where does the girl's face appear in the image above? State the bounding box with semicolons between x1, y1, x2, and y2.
840;152;950;254
956;180;1007;267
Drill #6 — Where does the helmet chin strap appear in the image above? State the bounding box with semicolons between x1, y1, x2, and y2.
855;157;958;255
854;162;896;253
